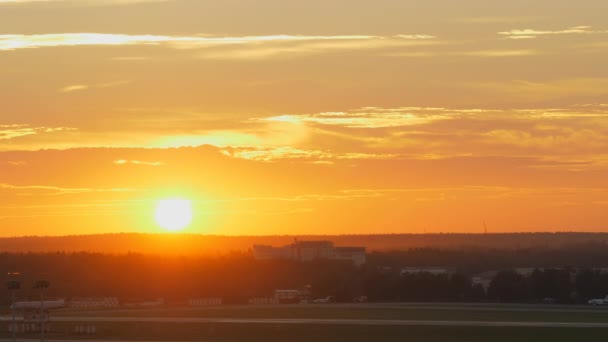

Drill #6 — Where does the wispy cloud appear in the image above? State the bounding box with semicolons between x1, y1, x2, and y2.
463;49;539;57
249;105;608;166
0;33;436;54
5;160;27;166
59;85;88;93
499;26;604;39
387;49;540;58
221;146;397;162
0;183;135;195
198;35;437;60
258;107;451;128
0;124;76;140
113;159;163;166
59;80;130;93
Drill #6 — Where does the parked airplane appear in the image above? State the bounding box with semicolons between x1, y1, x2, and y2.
588;296;608;306
312;296;335;304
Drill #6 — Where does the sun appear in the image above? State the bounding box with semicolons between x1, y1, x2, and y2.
155;199;193;232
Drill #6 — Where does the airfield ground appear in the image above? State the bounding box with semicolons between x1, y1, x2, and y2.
2;303;608;341
55;303;608;323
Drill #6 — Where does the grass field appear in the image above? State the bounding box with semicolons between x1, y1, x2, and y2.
1;323;608;342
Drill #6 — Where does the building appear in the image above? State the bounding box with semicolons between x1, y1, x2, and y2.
188;298;222;306
253;239;366;266
273;289;310;304
472;271;497;292
400;267;451;276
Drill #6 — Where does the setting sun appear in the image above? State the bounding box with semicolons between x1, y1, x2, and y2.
155;199;193;232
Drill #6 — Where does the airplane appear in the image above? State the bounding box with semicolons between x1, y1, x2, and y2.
588;297;608;306
10;300;67;311
312;296;334;304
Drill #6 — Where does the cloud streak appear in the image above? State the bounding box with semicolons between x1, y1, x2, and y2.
113;159;163;166
0;124;76;140
59;80;130;93
259;107;451;128
0;183;136;195
0;33;434;52
221;146;397;163
499;26;605;39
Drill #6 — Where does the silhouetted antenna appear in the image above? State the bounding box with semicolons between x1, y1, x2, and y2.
483;220;488;234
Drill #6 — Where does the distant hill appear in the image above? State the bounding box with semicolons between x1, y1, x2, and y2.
0;233;607;255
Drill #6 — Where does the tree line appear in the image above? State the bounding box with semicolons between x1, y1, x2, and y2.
1;247;608;305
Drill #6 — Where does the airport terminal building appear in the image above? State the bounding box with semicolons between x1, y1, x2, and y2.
253;240;366;266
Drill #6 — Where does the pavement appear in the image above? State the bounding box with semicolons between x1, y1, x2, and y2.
2;315;608;328
3;302;608;332
328;302;608;314
63;317;608;328
51;302;608;316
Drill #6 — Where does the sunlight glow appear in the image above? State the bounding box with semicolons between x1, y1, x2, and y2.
155;199;193;232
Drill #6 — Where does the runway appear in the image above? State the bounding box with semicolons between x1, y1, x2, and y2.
3;303;608;330
329;302;608;314
11;316;608;328
50;302;608;316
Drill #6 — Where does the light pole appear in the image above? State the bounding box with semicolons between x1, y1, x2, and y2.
6;276;21;342
33;280;50;342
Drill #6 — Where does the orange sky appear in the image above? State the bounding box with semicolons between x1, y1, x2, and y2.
1;0;607;235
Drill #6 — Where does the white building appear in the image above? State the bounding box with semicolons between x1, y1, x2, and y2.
253;240;366;266
188;298;222;306
400;267;451;276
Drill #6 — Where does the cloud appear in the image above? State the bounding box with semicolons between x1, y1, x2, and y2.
198;35;438;60
221;146;397;162
248;105;608;168
462;49;539;57
60;85;88;93
0;183;135;195
499;26;604;39
5;160;27;166
0;33;437;55
0;124;76;140
59;80;130;93
3;104;607;172
258;107;452;128
113;159;163;166
393;35;436;40
387;49;540;58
